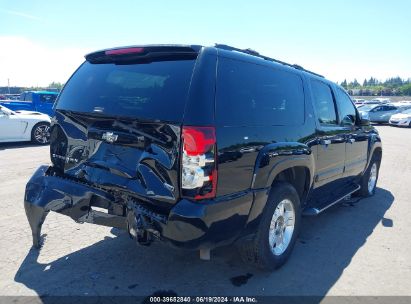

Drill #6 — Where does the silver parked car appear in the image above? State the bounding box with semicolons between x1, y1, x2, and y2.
358;104;411;123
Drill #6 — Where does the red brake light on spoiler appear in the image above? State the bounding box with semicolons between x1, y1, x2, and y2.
105;47;145;55
86;45;200;63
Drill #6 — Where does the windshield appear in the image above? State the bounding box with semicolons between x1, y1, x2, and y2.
56;59;196;122
401;109;411;114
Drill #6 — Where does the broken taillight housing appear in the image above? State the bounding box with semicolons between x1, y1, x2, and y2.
181;126;217;200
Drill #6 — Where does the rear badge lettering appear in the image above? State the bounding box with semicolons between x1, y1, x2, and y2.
52;154;79;163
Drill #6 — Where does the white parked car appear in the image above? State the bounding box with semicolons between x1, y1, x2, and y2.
353;98;366;107
389;108;411;127
0;105;51;144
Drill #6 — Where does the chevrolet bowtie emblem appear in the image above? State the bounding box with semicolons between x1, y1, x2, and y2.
102;132;118;143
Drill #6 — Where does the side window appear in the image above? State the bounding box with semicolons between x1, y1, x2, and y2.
336;88;357;126
216;58;305;126
24;93;33;102
310;80;337;125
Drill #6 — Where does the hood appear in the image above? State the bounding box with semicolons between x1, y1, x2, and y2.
14;110;50;120
391;113;411;119
15;110;44;115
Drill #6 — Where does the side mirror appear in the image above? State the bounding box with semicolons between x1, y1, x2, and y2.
341;115;355;126
359;112;370;126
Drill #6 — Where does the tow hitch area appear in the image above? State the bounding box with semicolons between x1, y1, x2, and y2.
126;202;166;246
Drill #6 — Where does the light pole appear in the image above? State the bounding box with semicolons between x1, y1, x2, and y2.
7;78;10;94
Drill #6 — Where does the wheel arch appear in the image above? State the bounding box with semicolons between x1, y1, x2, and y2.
245;143;315;231
365;133;382;170
31;120;51;143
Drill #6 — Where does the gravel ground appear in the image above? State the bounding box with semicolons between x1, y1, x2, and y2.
0;125;410;299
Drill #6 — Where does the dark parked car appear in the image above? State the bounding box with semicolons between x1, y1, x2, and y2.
24;44;382;270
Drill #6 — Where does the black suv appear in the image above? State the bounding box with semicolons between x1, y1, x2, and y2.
24;44;382;270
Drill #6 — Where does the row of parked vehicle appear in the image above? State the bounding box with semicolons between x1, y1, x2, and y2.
0;91;58;144
353;98;411;127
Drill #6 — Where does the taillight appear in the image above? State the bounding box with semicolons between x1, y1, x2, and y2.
181;126;217;200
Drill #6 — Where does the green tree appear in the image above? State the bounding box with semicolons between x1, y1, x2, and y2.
48;82;64;90
400;84;411;95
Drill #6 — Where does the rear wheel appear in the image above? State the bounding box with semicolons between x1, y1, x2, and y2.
358;155;380;197
239;182;301;271
31;122;50;145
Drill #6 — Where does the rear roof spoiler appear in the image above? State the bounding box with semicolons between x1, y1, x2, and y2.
85;44;202;63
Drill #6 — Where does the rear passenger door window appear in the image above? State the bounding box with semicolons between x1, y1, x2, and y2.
335;88;357;126
216;58;305;126
310;80;337;125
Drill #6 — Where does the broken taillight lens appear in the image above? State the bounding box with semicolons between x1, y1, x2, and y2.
181;126;217;200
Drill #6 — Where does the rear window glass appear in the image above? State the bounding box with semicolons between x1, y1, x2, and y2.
39;94;57;103
216;58;305;126
56;60;196;122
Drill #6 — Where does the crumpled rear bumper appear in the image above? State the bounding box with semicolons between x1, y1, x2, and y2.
24;165;254;250
24;165;127;248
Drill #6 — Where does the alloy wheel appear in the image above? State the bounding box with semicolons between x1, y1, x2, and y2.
268;199;295;256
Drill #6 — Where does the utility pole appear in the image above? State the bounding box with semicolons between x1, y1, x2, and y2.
7;78;10;94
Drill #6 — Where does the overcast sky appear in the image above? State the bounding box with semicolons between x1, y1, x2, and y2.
1;0;410;87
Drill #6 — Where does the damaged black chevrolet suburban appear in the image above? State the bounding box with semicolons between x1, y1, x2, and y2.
24;44;382;270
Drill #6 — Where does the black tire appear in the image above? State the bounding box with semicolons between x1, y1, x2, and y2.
239;182;301;271
31;122;50;145
358;155;380;197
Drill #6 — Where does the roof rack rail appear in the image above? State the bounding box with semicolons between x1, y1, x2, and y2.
214;44;324;78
